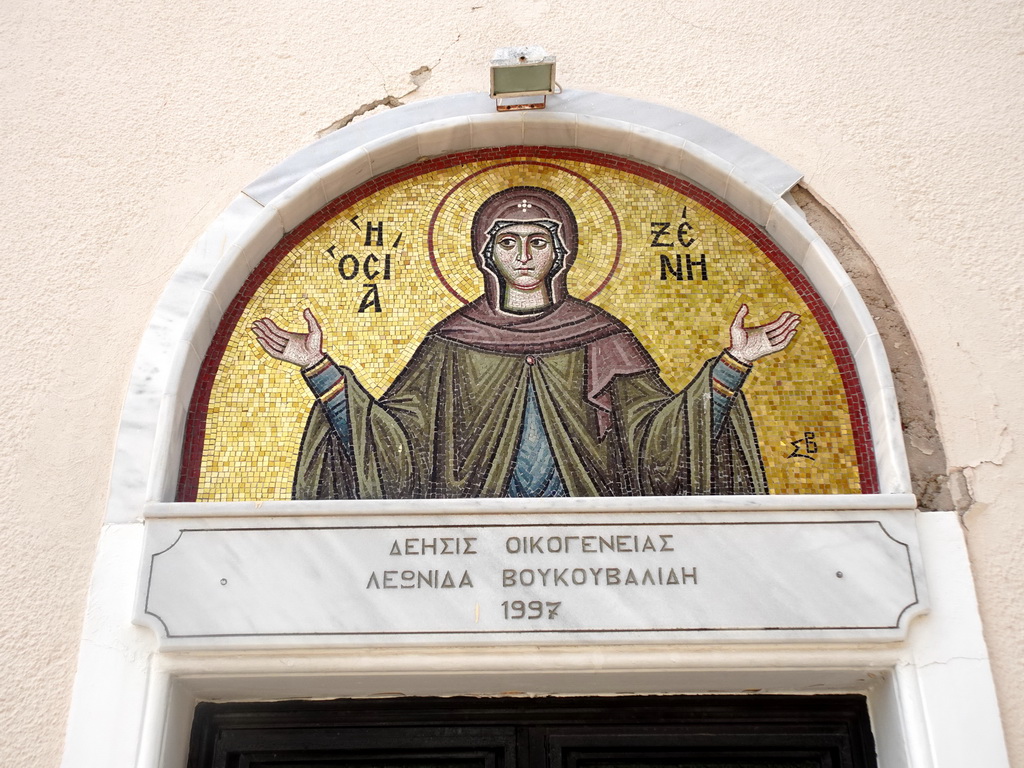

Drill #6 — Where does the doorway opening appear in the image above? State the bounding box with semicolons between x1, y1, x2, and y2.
188;694;876;768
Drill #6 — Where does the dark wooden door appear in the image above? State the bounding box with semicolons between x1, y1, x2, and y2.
188;695;877;768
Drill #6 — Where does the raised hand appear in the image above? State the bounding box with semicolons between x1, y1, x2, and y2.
727;304;800;364
252;308;324;369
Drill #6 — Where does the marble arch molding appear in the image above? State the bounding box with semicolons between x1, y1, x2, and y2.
111;90;912;522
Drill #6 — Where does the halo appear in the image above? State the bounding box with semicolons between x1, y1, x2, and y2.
427;161;622;304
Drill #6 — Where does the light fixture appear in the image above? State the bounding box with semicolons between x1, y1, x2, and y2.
489;46;558;111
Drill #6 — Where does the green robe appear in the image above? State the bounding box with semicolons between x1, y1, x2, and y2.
294;336;767;499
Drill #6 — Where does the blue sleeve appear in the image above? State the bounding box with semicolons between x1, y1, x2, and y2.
710;350;752;438
301;355;352;446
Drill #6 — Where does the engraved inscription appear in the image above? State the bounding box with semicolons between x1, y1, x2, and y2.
141;518;922;647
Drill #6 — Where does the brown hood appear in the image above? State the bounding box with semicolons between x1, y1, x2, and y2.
471;186;578;311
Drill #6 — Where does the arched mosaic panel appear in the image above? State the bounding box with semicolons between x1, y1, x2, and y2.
178;147;875;501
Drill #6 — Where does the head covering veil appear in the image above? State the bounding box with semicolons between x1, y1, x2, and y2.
471;186;578;310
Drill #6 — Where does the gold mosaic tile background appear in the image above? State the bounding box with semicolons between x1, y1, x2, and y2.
195;157;861;500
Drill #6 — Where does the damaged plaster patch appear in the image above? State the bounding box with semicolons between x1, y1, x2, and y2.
409;65;432;88
951;438;1014;527
795;186;1016;519
948;467;975;517
790;186;954;510
316;65;434;138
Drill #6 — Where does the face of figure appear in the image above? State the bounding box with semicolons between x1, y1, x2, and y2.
491;223;557;292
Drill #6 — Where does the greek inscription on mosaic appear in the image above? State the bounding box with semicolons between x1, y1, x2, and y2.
652;209;705;281
324;219;399;314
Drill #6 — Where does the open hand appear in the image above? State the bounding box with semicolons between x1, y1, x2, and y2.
727;304;800;364
252;308;324;368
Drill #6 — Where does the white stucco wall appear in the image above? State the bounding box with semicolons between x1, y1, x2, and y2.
1;1;1021;764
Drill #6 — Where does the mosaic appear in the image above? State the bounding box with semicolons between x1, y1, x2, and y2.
178;148;875;502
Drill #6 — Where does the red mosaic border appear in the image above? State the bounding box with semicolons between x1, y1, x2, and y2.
176;146;878;501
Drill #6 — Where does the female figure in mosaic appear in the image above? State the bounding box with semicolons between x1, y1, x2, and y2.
253;186;799;499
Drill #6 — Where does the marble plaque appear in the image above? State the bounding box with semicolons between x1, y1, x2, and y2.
137;512;925;649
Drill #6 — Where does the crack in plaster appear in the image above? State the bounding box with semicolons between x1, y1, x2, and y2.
317;66;434;138
900;655;988;670
316;65;435;138
930;334;1014;526
81;637;151;665
316;95;406;138
942;354;1013;527
315;32;460;138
